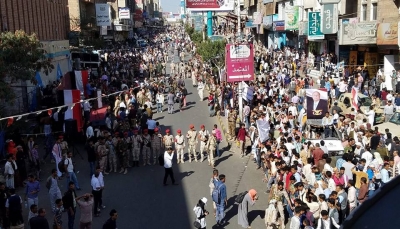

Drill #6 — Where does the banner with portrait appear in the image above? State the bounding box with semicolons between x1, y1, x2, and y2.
305;89;328;120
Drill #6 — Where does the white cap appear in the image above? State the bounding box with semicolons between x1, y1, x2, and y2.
201;197;208;205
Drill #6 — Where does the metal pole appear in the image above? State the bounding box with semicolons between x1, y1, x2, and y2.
237;0;241;35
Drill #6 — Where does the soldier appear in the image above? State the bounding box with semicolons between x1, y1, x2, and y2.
175;129;185;163
96;137;109;175
123;132;132;167
151;128;163;165
269;181;292;229
186;124;198;162
163;129;174;150
227;107;237;140
141;129;152;166
116;135;128;174
197;125;209;162
206;132;217;167
106;134;117;173
131;130;142;167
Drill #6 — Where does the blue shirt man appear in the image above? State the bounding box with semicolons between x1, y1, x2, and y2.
213;174;227;226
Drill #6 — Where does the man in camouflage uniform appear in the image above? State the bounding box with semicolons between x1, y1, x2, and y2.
106;134;118;173
151;128;163;165
175;129;186;163
96;137;109;175
227;107;237;140
116;135;128;174
163;129;174;150
141;129;152;166
206;132;217;167
123;132;132;167
197;125;209;162
269;181;291;229
186;124;198;162
131;130;142;167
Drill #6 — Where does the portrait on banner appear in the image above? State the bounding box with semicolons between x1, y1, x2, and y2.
306;89;328;119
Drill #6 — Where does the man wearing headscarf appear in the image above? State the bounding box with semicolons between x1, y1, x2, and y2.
238;189;258;228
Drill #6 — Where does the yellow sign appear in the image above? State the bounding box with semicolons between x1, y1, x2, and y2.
377;23;398;45
349;51;358;74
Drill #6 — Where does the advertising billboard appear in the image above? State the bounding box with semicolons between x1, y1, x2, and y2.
186;0;234;11
225;44;254;82
305;89;328;120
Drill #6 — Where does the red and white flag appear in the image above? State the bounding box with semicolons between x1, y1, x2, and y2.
351;87;359;110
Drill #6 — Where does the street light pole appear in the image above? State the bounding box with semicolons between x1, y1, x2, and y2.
237;0;241;35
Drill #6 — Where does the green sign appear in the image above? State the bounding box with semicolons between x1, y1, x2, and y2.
308;12;324;39
285;6;299;30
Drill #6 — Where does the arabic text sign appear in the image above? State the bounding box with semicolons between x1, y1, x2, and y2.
339;22;377;45
225;44;254;82
308;12;324;40
95;4;111;27
321;4;338;34
377;23;398;45
285;6;299;30
186;0;234;11
118;7;130;19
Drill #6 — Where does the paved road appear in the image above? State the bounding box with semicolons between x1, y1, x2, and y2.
19;49;269;229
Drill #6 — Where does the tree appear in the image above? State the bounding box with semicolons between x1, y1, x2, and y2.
0;30;54;99
197;40;226;67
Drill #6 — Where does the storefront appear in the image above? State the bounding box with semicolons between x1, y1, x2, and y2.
338;21;377;74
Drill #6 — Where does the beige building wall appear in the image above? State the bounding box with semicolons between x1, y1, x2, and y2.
377;0;400;23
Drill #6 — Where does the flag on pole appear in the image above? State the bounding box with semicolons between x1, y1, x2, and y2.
57;63;63;80
35;72;43;87
256;120;270;143
351;87;359;110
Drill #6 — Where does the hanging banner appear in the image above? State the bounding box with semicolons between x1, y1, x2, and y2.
285;5;299;30
305;89;329;120
95;4;111;26
349;51;358;74
377;23;398;45
364;52;378;79
308;12;324;40
321;4;338;34
253;12;262;25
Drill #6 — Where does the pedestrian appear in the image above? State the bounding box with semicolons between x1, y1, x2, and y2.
96;137;109;175
175;129;185;164
238;189;258;228
142;129;152;166
28;204;38;222
156;91;164;113
208;169;219;217
265;199;279;229
198;125;209;162
163;147;178;186
102;209;118;229
52;136;63;178
214;174;227;226
151;128;163;165
91;171;102;217
47;169;62;210
236;123;247;157
76;193;94;229
116;135;128;174
193;197;209;229
131;130;142;167
0;182;9;228
65;151;81;190
206;132;217;167
105;135;118;173
167;90;175;114
186;124;198;162
30;143;41;180
85;139;97;177
24;174;40;214
227;107;237;140
5;188;24;228
29;208;50;229
198;79;204;101
64;181;77;229
53;199;63;229
4;154;17;189
316;210;340;229
213;124;222;157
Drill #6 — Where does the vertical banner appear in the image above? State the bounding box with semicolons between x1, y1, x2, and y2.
285;6;299;30
306;89;328;120
349;51;358;74
95;4;111;26
364;52;378;79
321;4;338;34
308;12;325;39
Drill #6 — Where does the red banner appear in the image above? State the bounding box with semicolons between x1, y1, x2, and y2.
186;0;220;9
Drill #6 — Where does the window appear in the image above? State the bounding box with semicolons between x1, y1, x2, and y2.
361;4;367;21
371;3;377;21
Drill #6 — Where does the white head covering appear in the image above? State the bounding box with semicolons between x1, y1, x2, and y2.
200;197;208;205
373;152;384;165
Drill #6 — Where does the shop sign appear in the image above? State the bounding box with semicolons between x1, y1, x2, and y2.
262;16;273;29
273;20;285;31
193;16;203;32
225;44;255;82
321;4;338;34
377;23;398;45
308;12;324;39
285;6;299;30
95;4;111;26
186;0;235;11
245;20;258;28
253;12;262;25
299;21;308;36
339;22;377;45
